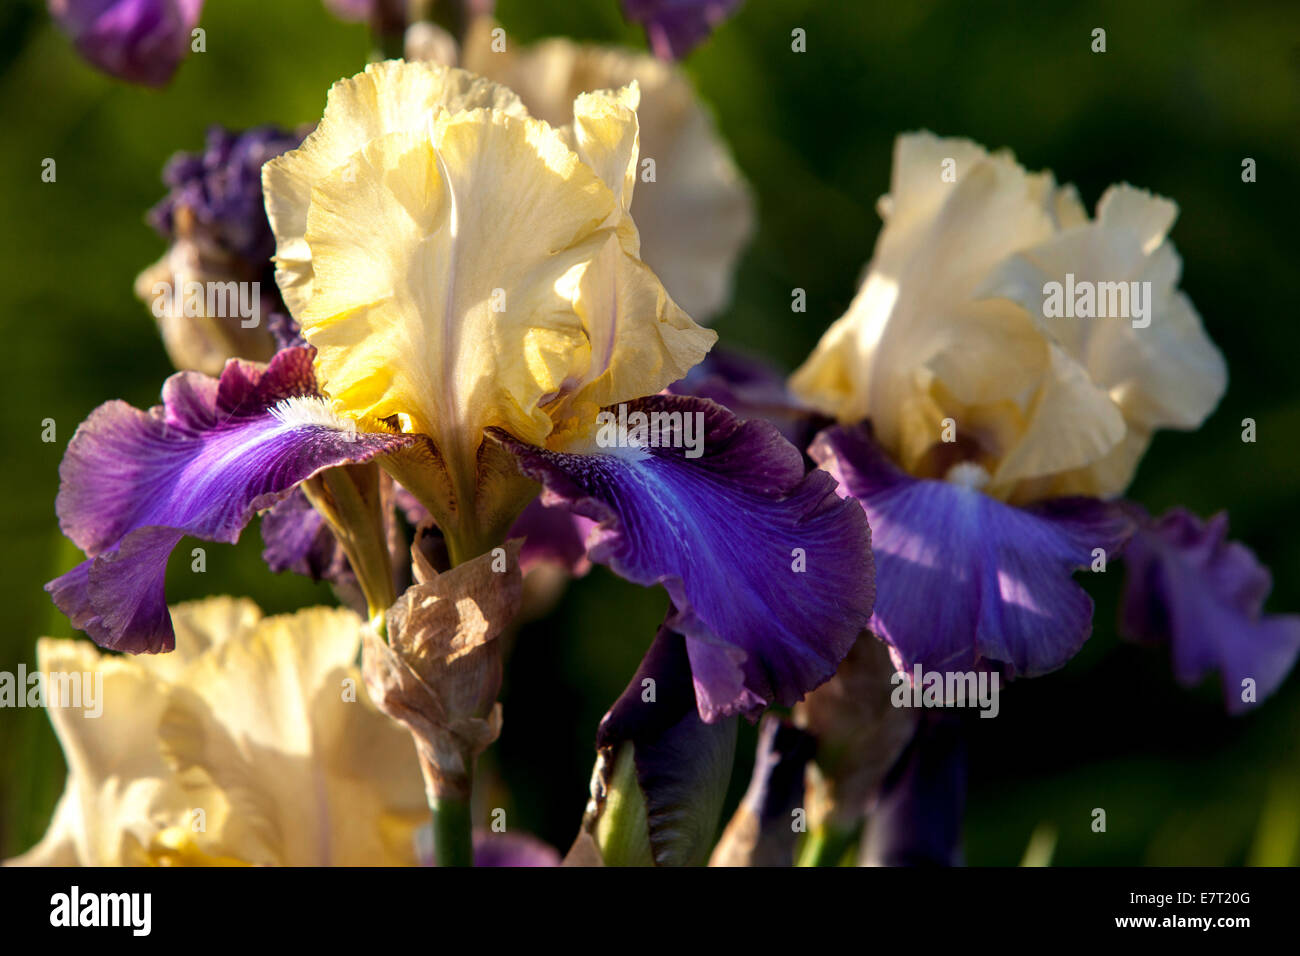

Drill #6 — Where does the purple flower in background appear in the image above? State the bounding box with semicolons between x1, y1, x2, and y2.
149;125;304;268
138;125;306;373
472;831;560;868
48;0;204;86
862;713;967;867
1120;507;1300;713
622;0;742;59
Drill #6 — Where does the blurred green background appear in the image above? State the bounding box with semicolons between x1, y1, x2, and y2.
1;0;1297;864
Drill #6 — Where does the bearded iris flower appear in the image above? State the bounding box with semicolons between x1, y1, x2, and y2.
46;60;873;726
790;131;1296;706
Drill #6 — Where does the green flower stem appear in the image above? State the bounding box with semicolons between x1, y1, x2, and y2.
431;790;475;867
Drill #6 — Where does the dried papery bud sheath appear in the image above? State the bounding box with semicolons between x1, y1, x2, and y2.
795;632;918;844
568;622;738;867
709;714;815;867
361;540;521;864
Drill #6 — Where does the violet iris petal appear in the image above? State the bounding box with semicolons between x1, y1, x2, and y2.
494;394;874;722
49;0;204;87
1120;507;1300;713
862;712;966;867
508;496;596;577
46;347;413;653
811;423;1132;679
261;488;347;581
621;0;742;59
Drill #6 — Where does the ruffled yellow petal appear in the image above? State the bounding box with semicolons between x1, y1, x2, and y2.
301;114;607;450
264;60;528;317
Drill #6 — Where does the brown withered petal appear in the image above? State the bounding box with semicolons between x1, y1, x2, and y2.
362;540;523;804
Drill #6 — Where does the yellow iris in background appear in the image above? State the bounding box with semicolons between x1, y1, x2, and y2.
791;132;1226;504
8;598;426;867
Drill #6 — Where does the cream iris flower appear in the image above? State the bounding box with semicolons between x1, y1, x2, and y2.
264;60;715;545
791;132;1226;503
8;598;426;866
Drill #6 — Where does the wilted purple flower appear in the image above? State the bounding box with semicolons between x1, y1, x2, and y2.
1120;507;1300;713
48;0;205;87
622;0;742;59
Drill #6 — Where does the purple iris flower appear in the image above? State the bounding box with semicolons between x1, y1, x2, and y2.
862;712;967;867
1120;507;1300;713
622;0;743;59
48;0;204;87
472;831;560;868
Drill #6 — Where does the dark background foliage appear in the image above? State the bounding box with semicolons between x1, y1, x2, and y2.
1;0;1296;864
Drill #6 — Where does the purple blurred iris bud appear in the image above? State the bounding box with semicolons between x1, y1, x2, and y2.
622;0;742;59
1120;507;1300;713
48;0;205;86
138;125;306;373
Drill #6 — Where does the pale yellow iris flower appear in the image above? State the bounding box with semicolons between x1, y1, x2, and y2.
7;598;426;866
791;131;1226;503
263;59;715;548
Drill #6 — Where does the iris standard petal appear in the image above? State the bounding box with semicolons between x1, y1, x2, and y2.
494;394;874;721
811;423;1132;678
46;347;413;652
